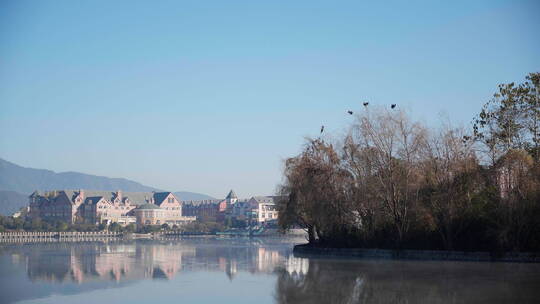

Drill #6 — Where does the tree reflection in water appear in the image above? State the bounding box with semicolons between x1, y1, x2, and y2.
275;257;540;304
2;239;540;304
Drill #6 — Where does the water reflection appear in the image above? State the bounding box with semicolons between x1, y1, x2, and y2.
13;242;189;283
1;238;539;304
275;257;540;304
3;238;292;284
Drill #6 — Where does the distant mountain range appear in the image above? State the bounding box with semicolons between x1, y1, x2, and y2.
0;158;216;215
0;190;28;216
173;191;216;202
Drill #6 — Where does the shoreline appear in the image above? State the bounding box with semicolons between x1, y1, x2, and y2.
0;230;306;244
293;244;540;263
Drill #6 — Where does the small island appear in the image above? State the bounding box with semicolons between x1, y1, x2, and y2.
277;73;540;262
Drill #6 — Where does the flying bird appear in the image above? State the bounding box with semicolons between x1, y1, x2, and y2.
391;104;396;109
347;110;353;115
320;125;324;134
363;102;369;107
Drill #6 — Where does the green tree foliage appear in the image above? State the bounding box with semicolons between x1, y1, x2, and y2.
179;221;225;234
473;72;540;163
124;223;136;233
108;222;122;232
137;225;161;234
56;221;69;232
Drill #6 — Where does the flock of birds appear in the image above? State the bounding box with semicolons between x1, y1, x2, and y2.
318;102;472;144
320;102;397;134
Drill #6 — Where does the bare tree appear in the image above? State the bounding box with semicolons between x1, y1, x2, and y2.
351;108;427;247
342;136;383;245
421;126;479;250
493;149;539;251
276;72;540;252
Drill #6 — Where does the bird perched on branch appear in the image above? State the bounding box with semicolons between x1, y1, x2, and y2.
391;104;396;109
347;110;353;115
363;102;369;107
320;125;324;134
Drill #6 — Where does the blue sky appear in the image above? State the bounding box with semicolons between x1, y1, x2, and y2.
1;0;539;198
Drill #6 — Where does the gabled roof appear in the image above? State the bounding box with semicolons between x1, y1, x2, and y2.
43;190;154;205
84;196;105;205
153;192;174;205
33;190;186;206
226;190;237;199
57;191;76;204
250;196;275;204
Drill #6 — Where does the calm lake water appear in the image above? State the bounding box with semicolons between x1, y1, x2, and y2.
0;237;539;304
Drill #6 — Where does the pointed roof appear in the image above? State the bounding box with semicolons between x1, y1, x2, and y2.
226;190;237;199
30;190;186;206
153;192;171;205
85;196;105;205
250;196;275;204
38;190;155;206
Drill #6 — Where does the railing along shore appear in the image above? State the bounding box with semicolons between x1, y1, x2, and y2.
0;231;121;243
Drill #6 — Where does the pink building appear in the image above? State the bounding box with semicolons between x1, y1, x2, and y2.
28;189;193;226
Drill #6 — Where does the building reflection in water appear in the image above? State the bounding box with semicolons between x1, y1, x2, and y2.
4;239;540;304
6;239;295;284
10;243;189;283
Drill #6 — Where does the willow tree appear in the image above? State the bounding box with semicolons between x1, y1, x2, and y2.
277;139;354;244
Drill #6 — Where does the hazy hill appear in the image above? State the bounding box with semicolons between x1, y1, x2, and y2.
0;190;28;216
174;191;217;201
0;158;216;215
0;158;159;194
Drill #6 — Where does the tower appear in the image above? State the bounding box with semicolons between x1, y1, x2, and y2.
225;189;238;205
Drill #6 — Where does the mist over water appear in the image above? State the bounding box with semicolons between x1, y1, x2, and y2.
0;238;539;304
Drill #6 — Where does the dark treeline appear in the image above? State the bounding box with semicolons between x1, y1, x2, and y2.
277;72;540;252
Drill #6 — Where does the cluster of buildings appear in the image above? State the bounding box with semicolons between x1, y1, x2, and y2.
182;190;280;226
27;190;195;227
26;189;280;228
